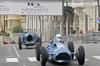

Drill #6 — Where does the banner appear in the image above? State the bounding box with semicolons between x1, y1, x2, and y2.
0;1;62;15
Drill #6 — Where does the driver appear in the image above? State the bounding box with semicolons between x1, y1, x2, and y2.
49;34;64;44
55;34;62;42
55;34;64;43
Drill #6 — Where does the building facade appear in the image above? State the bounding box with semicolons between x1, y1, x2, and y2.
68;0;98;33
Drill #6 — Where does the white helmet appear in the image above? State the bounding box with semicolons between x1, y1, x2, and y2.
55;34;62;41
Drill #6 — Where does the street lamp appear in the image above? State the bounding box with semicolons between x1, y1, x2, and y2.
97;0;100;17
97;0;100;31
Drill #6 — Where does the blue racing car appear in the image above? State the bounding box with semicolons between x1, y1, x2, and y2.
35;40;85;66
18;31;42;50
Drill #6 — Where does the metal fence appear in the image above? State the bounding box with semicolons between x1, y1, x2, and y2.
63;32;100;43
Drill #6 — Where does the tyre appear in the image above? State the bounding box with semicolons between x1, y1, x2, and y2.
67;41;74;59
40;47;48;66
35;44;41;61
18;37;22;50
37;37;42;45
76;46;85;65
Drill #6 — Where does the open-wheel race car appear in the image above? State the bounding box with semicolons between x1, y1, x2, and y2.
18;31;42;50
35;40;85;66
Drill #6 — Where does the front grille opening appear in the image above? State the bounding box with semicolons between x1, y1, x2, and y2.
27;35;33;42
56;53;71;60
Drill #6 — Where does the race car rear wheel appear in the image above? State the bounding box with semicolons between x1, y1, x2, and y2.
18;37;22;50
76;46;85;65
35;44;41;61
40;47;48;66
67;41;74;59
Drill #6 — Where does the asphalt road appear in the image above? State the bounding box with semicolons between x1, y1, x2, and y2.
0;42;100;66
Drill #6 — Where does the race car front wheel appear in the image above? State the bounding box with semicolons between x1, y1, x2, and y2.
35;44;41;61
18;37;22;50
40;47;48;66
67;41;74;59
76;46;85;65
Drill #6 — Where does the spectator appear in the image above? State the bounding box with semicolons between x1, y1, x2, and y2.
80;29;83;34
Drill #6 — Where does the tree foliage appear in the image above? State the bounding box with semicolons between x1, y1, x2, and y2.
12;26;23;33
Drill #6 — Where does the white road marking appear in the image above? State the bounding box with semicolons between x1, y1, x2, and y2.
6;58;19;62
92;56;100;60
13;46;21;58
28;57;37;62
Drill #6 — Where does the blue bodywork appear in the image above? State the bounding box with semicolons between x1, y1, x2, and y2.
20;32;38;46
47;40;72;63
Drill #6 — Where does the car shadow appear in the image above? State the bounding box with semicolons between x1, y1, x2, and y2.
47;60;71;66
46;60;81;66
